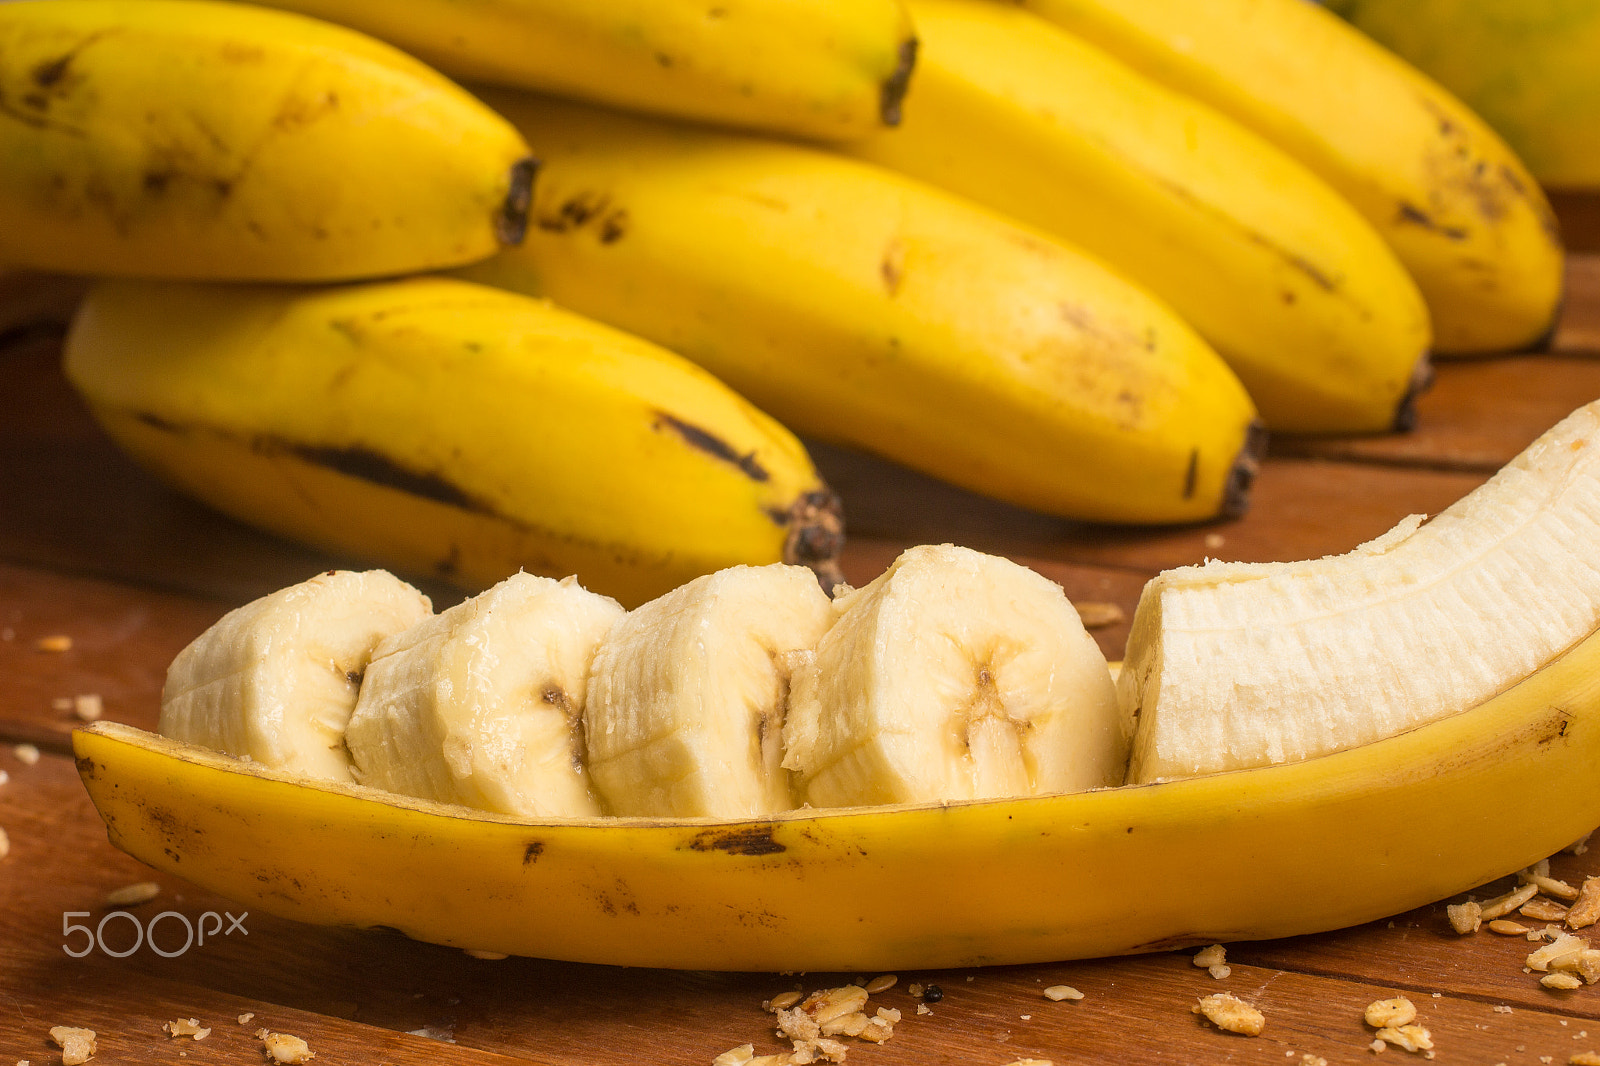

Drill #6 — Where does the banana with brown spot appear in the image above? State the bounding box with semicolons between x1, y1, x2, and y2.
243;0;918;143
1016;0;1564;355
62;276;843;606
0;0;532;280
457;89;1263;525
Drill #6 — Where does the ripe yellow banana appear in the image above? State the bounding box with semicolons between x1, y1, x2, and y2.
847;0;1431;434
456;89;1263;525
62;276;843;608
242;0;918;143
0;0;533;281
1016;0;1565;355
72;625;1600;970
1328;0;1600;188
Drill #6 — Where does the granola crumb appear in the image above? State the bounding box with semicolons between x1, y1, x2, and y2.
36;635;72;652
765;991;804;1012
254;1028;270;1040
238;1013;255;1025
1490;919;1531;935
1529;933;1590;971
163;1019;211;1040
1371;1038;1388;1053
1482;884;1541;920
0;826;9;860
1042;985;1083;1002
1568;879;1600;930
1209;964;1232;979
1365;998;1418;1029
13;744;39;766
1570;1053;1600;1065
1494;1005;1514;1014
72;695;103;722
916;1004;931;1015
863;974;896;995
1447;900;1483;933
1193;944;1227;969
261;1032;315;1064
1193;992;1265;1036
906;983;923;997
1302;1057;1329;1066
712;1044;754;1066
1569;833;1593;856
48;1027;95;1066
1374;1024;1433;1053
103;881;161;907
1523;898;1572;922
1543;972;1584;990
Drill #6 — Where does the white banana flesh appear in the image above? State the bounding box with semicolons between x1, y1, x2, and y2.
1124;399;1600;783
584;564;833;818
783;545;1125;808
159;570;432;784
344;573;624;818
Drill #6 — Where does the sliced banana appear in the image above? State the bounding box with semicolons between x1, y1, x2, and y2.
584;563;833;817
159;569;433;783
783;544;1126;808
345;572;624;817
1123;399;1600;784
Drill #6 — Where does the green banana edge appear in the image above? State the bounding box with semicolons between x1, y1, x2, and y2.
73;622;1600;972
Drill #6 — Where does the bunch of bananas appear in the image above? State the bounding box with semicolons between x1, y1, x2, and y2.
3;0;1565;604
76;396;1600;969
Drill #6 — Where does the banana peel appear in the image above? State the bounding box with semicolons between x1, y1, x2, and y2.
72;620;1600;971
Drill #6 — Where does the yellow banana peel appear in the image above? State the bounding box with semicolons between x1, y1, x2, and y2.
63;277;841;608
0;0;532;280
850;0;1431;434
244;0;918;143
458;89;1263;525
74;617;1600;971
1019;0;1565;355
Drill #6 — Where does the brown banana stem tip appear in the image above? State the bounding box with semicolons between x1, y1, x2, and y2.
1391;353;1435;433
879;37;918;127
494;157;538;246
783;489;847;596
1221;419;1269;521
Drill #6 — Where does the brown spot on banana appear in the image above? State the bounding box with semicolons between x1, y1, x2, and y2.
880;239;905;295
1395;201;1469;241
688;826;786;855
1221;420;1269;520
652;412;770;481
285;442;490;513
522;841;544;864
880;38;919;127
495;158;537;246
1392;355;1435;433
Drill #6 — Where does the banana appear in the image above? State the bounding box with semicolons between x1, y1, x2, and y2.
1328;0;1600;188
242;0;918;143
456;89;1263;525
159;569;433;784
1122;398;1600;784
0;0;533;281
846;0;1431;434
73;621;1600;968
62;276;843;608
783;544;1125;807
1016;0;1564;355
584;563;833;818
345;572;624;818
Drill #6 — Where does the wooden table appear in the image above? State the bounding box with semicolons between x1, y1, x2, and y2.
4;234;1600;1065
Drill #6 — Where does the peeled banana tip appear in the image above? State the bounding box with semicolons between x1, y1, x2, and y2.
494;157;539;247
879;38;918;127
1221;420;1269;520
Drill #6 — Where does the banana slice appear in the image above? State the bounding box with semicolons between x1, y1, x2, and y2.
344;572;623;818
159;569;433;783
783;544;1126;807
584;564;834;817
1123;399;1600;784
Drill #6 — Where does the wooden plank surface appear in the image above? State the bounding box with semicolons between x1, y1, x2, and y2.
4;242;1600;1063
